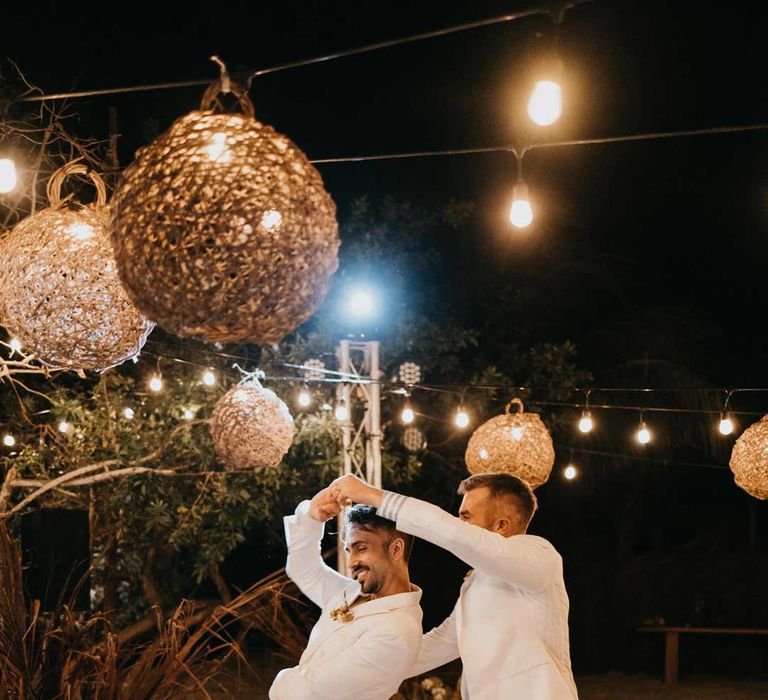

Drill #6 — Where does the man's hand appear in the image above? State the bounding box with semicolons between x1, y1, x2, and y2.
329;474;384;509
308;487;342;522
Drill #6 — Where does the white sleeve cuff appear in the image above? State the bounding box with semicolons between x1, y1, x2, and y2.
378;491;408;522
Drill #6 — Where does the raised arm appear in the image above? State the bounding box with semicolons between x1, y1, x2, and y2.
283;489;348;609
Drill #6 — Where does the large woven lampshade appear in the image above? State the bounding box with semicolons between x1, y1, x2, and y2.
0;162;154;371
465;398;555;488
111;78;339;344
210;380;295;470
729;414;768;499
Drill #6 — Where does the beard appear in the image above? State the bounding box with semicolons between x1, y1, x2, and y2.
353;566;382;595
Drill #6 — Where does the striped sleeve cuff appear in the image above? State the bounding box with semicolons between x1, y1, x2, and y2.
377;491;408;522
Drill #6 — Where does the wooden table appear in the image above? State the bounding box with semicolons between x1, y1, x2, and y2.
637;626;768;683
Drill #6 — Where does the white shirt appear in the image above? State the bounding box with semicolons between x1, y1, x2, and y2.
269;500;423;700
379;492;578;700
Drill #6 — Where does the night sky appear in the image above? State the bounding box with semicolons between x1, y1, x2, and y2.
7;0;768;385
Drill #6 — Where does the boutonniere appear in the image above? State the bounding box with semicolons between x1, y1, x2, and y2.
330;594;354;623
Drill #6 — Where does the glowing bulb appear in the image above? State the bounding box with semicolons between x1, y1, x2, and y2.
402;406;415;424
719;415;734;436
3;434;15;447
527;80;562;126
455;408;470;429
58;421;71;434
205;133;232;163
636;422;652;445
182;407;195;420
123;407;135;420
578;411;593;434
261;209;283;231
564;464;578;480
510;426;525;441
298;390;312;408
347;288;377;318
202;370;216;386
148;375;163;392
509;181;533;228
0;158;17;194
9;338;22;353
479;448;489;460
335;399;349;421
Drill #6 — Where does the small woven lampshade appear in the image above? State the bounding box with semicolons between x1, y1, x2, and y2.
111;79;339;344
729;414;768;499
402;426;427;453
465;398;555;488
0;162;154;371
210;380;295;470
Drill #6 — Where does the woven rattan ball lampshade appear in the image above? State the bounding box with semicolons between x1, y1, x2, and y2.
111;80;339;344
465;398;555;488
729;414;768;499
0;163;154;371
402;426;427;453
210;380;295;470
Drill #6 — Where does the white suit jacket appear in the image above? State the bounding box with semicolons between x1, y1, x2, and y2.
378;493;578;700
269;500;423;700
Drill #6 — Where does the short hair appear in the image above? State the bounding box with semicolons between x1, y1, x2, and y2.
458;472;538;529
344;504;414;562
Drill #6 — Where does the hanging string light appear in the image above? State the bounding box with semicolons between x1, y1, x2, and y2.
509;153;533;229
122;407;135;420
297;386;312;408
201;369;217;386
148;374;163;392
182;407;196;420
401;403;415;425
719;413;735;436
2;435;16;447
335;396;349;421
635;414;652;445
0;158;17;194
563;463;578;480
455;404;470;429
578;410;593;433
58;421;71;434
526;5;566;126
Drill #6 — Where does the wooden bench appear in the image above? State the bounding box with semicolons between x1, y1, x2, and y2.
637;626;768;683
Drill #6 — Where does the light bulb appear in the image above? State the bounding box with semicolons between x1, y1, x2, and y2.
148;375;163;392
205;133;232;163
636;422;652;445
509;181;533;228
123;407;135;420
578;411;593;434
719;415;734;436
455;408;470;429
564;464;578;480
402;406;415;424
335;399;349;421
527;80;562;126
58;421;71;434
479;448;489;460
347;288;377;318
298;390;312;408
261;209;283;231
0;158;17;194
3;434;15;447
9;338;22;353
510;426;525;441
182;407;195;420
202;369;216;386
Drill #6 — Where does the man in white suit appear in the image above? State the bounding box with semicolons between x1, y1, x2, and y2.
330;472;578;700
269;486;423;700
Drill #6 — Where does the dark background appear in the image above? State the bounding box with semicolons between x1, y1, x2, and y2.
5;0;768;677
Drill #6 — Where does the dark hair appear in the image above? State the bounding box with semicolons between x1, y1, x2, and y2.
458;472;538;529
345;505;414;562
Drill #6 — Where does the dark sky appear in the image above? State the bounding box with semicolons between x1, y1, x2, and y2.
5;0;768;384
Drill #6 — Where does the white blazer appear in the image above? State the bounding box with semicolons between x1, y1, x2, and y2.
378;494;578;700
269;500;423;700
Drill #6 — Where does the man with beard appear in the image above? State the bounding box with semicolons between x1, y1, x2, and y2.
330;472;578;700
269;486;423;700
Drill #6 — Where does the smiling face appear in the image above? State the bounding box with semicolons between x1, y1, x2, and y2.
345;524;399;595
